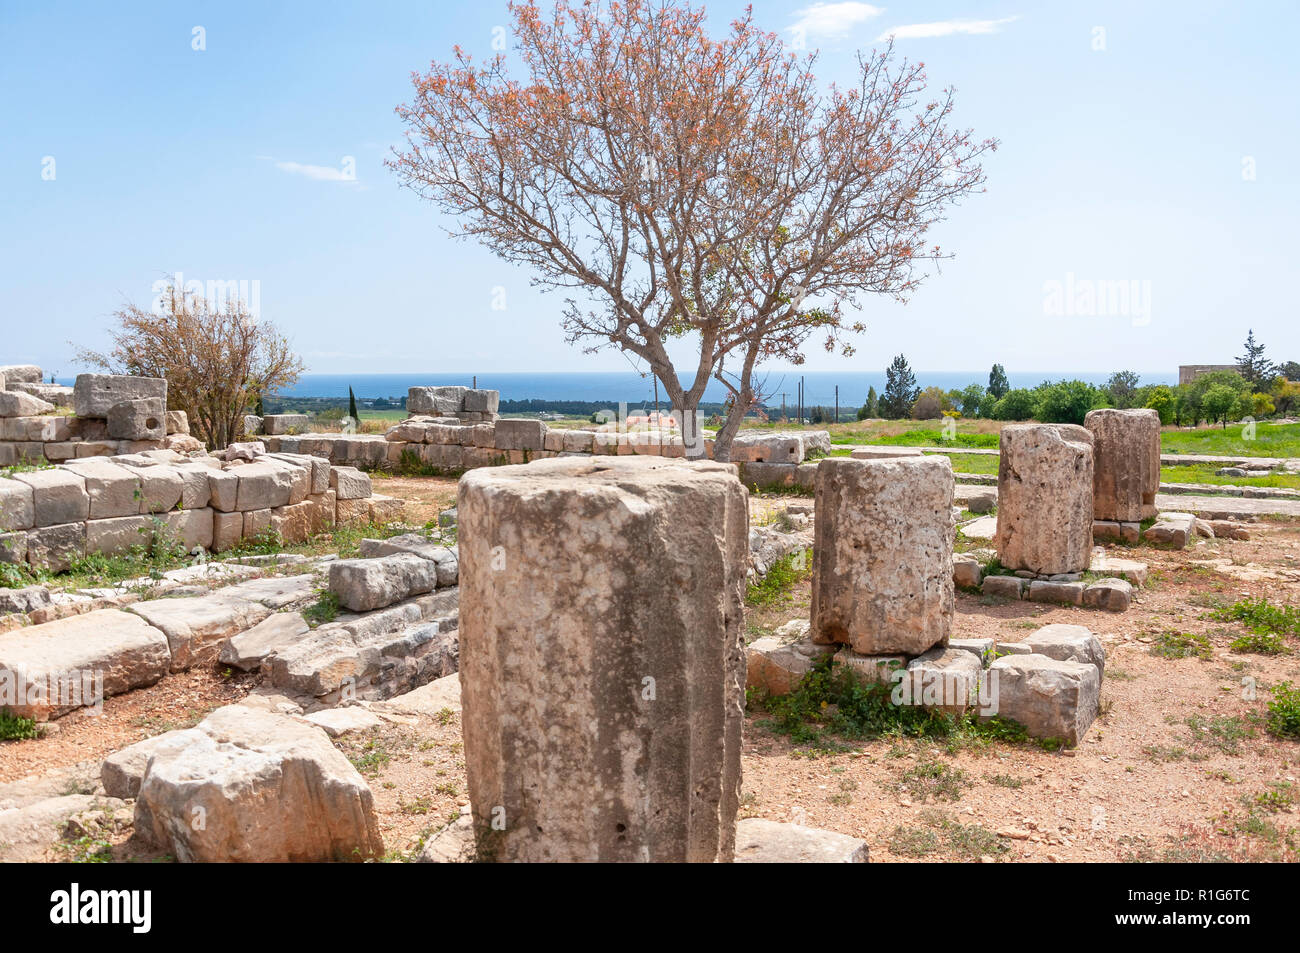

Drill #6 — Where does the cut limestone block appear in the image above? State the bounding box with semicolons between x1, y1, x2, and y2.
218;612;311;671
1085;408;1160;522
58;458;140;519
1082;577;1133;612
359;533;458;587
233;461;294;511
0;390;54;417
734;818;869;863
25;522;86;572
952;553;983;589
983;654;1100;746
1026;580;1084;606
746;634;835;696
901;646;983;715
1023;623;1105;678
262;414;311;435
101;730;187;799
493;418;546;452
11;469;88;527
811;457;954;656
85;515;155;556
0;608;170;719
128;594;272;672
458;456;748;862
328;553;439;612
107;397;166;441
0;477;35;531
1092;520;1141;545
408;385;467;416
981;575;1025;600
119;463;182;514
1088;554;1148;587
0;364;42;385
995;424;1094;575
133;704;384;862
1143;511;1196;549
462;389;500;415
330;466;371;500
73;373;167;419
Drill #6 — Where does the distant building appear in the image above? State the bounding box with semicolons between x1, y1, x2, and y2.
1179;364;1238;386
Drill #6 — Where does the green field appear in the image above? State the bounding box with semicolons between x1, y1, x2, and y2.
1159;422;1300;458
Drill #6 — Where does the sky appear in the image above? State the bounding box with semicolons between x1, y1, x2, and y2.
1;0;1297;384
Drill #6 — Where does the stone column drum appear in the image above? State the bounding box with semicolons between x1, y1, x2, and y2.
996;424;1094;575
1084;408;1160;522
811;456;954;656
457;456;749;862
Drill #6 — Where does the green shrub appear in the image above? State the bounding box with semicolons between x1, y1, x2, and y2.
1034;379;1108;425
0;709;39;741
991;389;1037;421
1211;597;1300;638
1265;682;1300;740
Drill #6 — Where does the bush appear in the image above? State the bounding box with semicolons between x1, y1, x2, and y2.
0;709;39;741
1145;385;1176;425
1266;682;1300;740
1034;379;1107;425
1251;392;1276;418
991;388;1037;421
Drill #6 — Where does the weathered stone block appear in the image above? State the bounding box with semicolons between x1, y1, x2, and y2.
0;477;35;531
1085;408;1160;522
952;553;983;589
995;424;1094;575
408;385;467;416
1027;579;1085;606
1082;577;1133;612
0;364;42;385
734;818;869;863
73;373;167;419
165;410;189;435
262;413;311;435
0;390;54;417
902;646;983;715
329;553;438;612
1143;511;1195;549
59;458;140;519
234;461;294;511
746;634;835;696
107;397;166;441
329;466;371;500
0;608;170;719
12;469;88;526
129;594;271;672
133;705;384;862
981;574;1026;600
462;389;499;414
493;418;546;452
458;456;747;862
119;463;182;514
1023;623;1105;678
811;457;954;656
984;654;1100;746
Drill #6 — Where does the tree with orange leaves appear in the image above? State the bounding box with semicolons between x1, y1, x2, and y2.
390;0;994;461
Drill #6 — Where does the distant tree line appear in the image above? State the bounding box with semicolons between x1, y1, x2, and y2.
858;330;1298;428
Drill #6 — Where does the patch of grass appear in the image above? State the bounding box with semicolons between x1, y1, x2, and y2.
1253;782;1296;814
1266;681;1300;740
0;708;40;741
348;740;392;777
1150;630;1213;660
1161;421;1300;457
888;825;940;857
985;773;1030;789
1229;630;1289;655
898;760;970;802
1160;463;1300;490
745;550;810;607
303;589;341;628
1211;597;1300;638
1184;714;1256;755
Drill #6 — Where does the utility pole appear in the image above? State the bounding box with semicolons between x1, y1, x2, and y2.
653;376;660;422
835;385;839;424
781;393;786;421
473;375;477;389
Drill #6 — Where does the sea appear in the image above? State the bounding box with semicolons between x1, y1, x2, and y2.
275;370;1177;407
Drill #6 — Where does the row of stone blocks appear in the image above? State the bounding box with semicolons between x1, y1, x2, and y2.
0;450;397;570
449;454;1103;861
995;410;1161;575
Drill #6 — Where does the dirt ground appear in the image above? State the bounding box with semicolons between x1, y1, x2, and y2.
4;477;1298;862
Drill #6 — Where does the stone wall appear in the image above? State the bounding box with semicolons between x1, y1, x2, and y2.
259;387;830;484
1;445;395;571
0;367;202;466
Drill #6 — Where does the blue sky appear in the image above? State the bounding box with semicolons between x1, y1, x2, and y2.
2;1;1296;382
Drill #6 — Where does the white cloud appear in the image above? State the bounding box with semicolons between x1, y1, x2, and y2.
788;2;885;41
877;16;1018;41
273;160;357;183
